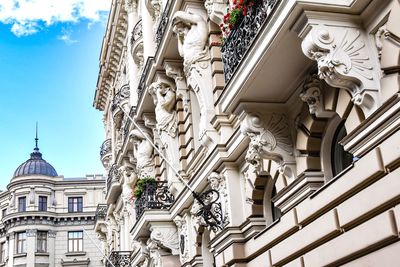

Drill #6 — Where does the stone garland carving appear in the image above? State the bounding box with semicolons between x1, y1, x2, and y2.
172;11;208;73
26;229;37;237
301;26;380;118
204;0;229;26
375;25;388;59
241;113;295;180
48;231;57;238
173;215;190;263
208;172;229;229
148;81;178;137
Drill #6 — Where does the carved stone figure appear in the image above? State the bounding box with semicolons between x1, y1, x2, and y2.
149;227;179;255
130;128;155;178
121;161;137;211
148;81;178;137
172;11;208;71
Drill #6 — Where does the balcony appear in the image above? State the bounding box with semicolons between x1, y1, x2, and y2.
135;181;174;219
106;164;122;204
137;57;154;102
100;139;112;169
106;251;132;267
95;204;107;222
155;0;171;45
111;84;130;112
221;0;279;82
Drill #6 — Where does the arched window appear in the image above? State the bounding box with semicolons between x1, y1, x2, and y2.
331;122;353;177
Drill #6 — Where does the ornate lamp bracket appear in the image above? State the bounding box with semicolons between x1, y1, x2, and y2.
192;190;224;232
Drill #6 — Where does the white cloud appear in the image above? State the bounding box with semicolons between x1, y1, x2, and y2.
0;0;110;36
58;28;78;45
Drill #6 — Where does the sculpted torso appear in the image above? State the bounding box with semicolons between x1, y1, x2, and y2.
172;11;208;66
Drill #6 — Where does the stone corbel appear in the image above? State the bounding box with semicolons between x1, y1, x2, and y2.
204;0;228;26
295;14;381;118
240;112;296;180
148;225;180;255
145;0;162;21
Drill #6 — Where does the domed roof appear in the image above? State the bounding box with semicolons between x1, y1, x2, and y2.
13;137;58;178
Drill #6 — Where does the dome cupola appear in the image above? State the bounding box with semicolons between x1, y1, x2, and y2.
13;130;58;178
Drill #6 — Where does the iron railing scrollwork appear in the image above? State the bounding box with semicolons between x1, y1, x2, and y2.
155;0;171;45
131;19;143;45
193;189;224;232
100;139;112;158
107;164;120;193
95;204;107;223
106;251;132;267
221;0;278;82
111;84;130;112
137;57;154;102
135;181;174;219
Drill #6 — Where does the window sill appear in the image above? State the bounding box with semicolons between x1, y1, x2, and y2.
35;252;49;256
65;252;86;257
14;253;27;258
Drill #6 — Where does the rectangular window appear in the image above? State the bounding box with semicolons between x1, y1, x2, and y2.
0;242;5;263
37;231;47;253
38;196;47;212
68;231;83;252
16;232;26;254
68;197;83;213
18;197;26;212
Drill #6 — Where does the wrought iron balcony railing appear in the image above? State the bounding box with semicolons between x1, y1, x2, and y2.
100;139;112;158
111;84;130;112
135;181;174;219
106;251;131;267
155;0;171;45
221;0;279;82
131;19;142;45
137;57;154;102
95;204;107;223
107;164;120;193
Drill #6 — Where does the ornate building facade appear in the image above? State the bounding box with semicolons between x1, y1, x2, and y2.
0;141;105;267
93;0;400;266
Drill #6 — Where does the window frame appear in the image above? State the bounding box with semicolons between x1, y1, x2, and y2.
0;242;5;263
18;197;26;212
38;196;48;212
67;231;83;253
68;197;83;213
36;231;47;253
16;232;27;254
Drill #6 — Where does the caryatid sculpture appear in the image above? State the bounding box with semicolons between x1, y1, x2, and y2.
130;128;155;178
172;11;208;72
148;81;178;137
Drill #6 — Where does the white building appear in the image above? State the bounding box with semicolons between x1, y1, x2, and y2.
93;0;400;266
0;140;105;267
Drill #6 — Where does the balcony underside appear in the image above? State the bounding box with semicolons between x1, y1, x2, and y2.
218;0;374;114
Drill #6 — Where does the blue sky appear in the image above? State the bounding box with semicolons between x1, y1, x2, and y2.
0;1;110;189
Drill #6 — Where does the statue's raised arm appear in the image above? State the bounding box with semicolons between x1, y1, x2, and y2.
172;11;208;71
